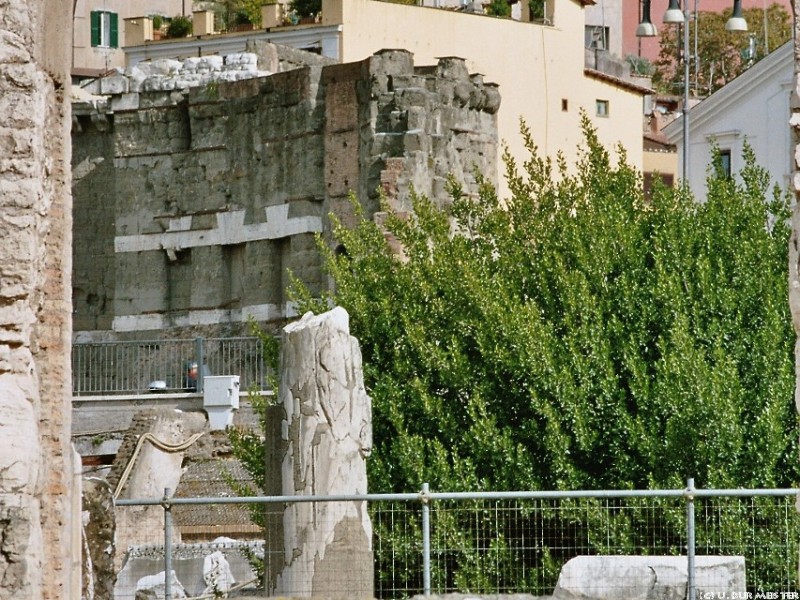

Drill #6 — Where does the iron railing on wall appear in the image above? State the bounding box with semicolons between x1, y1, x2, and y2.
113;482;800;600
72;337;272;396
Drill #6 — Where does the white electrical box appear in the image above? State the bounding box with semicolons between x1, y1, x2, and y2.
203;375;240;430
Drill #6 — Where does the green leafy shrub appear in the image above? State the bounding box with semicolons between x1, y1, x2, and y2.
289;0;320;18
166;15;192;38
295;117;797;495
224;114;800;594
486;0;511;16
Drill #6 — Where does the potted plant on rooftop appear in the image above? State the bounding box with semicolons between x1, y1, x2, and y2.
166;14;193;38
289;0;320;23
486;0;511;16
151;14;165;39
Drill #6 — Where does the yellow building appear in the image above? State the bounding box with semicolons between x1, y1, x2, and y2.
72;0;184;77
322;0;649;193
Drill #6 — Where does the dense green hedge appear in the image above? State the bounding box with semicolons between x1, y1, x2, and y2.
278;116;800;594
293;117;798;495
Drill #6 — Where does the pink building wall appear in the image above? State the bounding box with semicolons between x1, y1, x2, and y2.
621;0;792;63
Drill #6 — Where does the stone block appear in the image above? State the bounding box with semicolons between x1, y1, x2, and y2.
100;75;129;95
553;555;746;600
436;56;470;80
111;93;140;112
369;49;414;79
325;130;359;197
404;130;429;153
0;378;39;494
396;86;433;110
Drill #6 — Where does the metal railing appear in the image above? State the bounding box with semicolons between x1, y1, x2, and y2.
72;337;272;396
113;482;800;599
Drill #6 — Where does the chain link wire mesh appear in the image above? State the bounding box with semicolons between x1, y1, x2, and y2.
113;490;800;599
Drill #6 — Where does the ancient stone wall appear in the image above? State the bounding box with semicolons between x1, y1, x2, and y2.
72;109;117;332
0;0;77;598
71;47;499;340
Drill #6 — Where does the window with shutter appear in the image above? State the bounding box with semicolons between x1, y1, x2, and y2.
90;10;101;47
90;11;119;48
109;12;119;48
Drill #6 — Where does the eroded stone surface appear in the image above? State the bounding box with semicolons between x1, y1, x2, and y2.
0;0;76;598
273;308;373;598
82;477;116;600
792;0;800;519
552;555;745;600
71;48;499;337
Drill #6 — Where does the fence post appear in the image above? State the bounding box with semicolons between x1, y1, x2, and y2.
685;478;696;600
195;337;205;393
421;482;431;596
163;487;173;600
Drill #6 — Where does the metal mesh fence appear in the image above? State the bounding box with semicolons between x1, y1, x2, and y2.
113;489;800;600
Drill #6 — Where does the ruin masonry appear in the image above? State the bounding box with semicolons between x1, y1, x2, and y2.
71;46;499;339
0;0;78;598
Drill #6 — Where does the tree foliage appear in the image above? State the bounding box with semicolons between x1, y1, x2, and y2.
165;15;192;38
226;321;280;521
653;3;791;95
292;116;799;497
194;0;266;29
289;0;321;18
486;0;512;17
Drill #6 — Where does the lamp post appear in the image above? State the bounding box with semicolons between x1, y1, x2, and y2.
637;0;747;188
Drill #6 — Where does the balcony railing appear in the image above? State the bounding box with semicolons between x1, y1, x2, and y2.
72;337;272;396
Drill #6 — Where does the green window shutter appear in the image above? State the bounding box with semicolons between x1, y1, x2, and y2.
110;12;119;48
90;10;100;46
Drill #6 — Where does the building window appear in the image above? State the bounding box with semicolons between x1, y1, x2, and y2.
585;26;609;50
562;99;568;112
91;11;119;48
596;99;609;117
719;149;732;178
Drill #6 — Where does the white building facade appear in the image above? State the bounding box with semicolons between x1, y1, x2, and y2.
663;41;793;200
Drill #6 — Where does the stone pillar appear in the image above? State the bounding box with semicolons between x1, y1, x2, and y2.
274;307;373;598
0;0;75;598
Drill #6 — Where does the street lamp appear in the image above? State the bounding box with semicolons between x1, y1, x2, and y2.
637;0;747;188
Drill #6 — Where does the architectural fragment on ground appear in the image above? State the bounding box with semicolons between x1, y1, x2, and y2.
553;555;746;600
108;411;264;598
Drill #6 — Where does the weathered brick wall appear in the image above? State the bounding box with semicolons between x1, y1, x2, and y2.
0;0;77;598
72;48;499;340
